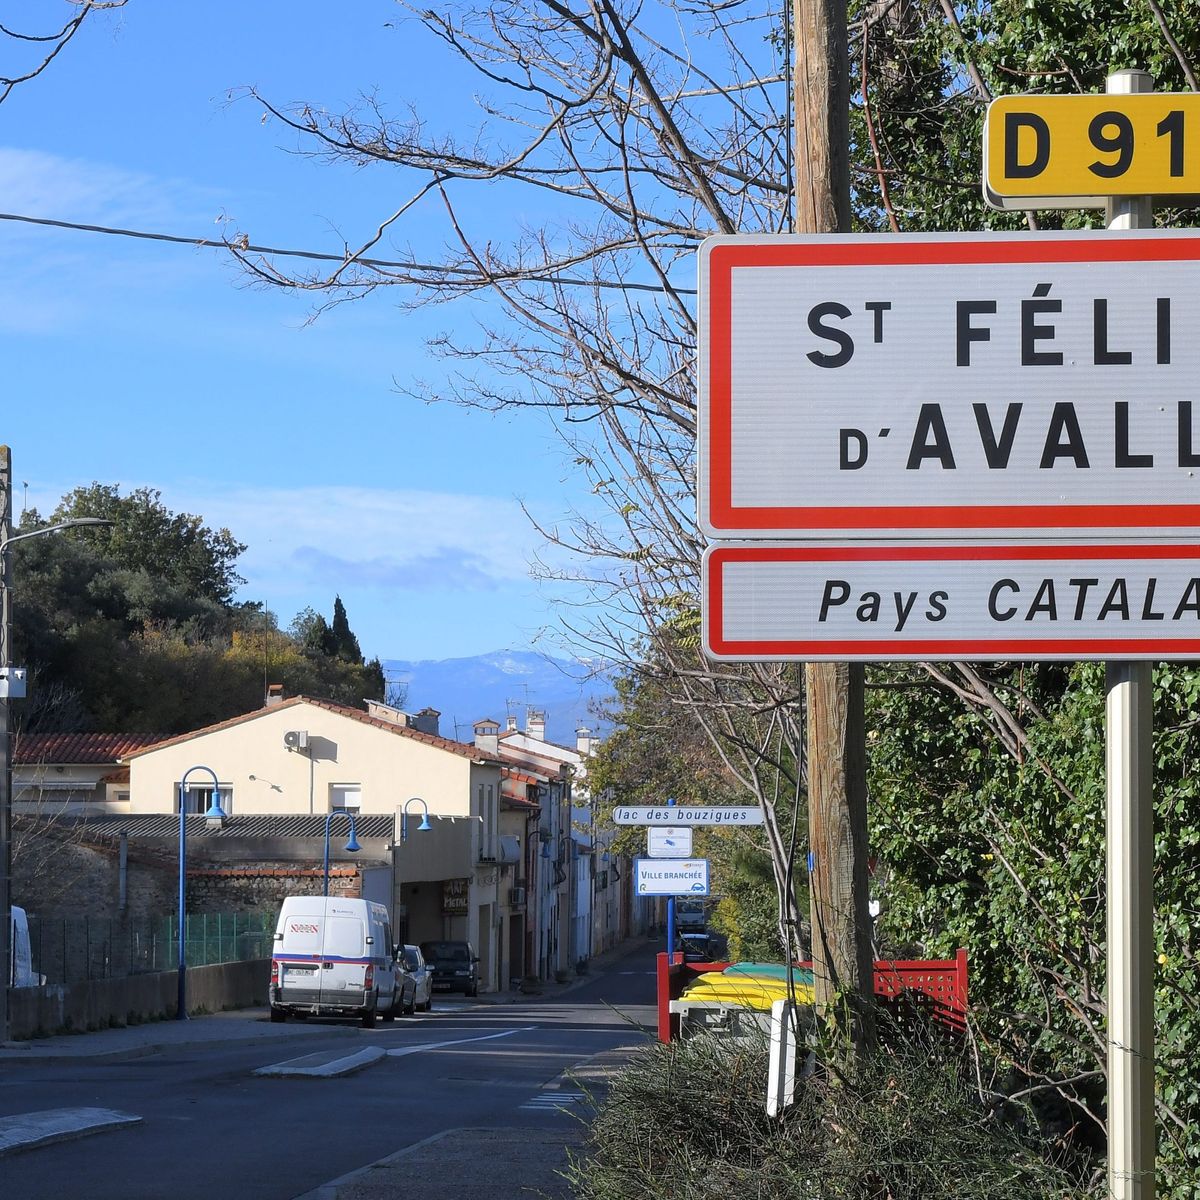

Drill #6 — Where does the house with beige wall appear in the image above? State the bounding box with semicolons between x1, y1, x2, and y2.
121;693;511;991
13;732;162;816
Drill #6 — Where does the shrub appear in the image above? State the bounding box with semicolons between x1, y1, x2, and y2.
567;1023;1098;1200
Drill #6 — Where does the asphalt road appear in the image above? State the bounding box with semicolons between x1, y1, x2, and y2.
0;944;659;1200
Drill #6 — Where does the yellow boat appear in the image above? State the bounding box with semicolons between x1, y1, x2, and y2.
680;970;814;1010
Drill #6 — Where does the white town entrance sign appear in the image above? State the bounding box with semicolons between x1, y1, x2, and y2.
698;231;1200;542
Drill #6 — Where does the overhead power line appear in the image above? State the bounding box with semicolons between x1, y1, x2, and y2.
0;210;695;294
0;209;427;269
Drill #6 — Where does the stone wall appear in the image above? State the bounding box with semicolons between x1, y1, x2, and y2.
14;822;365;920
13;828;176;919
186;865;362;911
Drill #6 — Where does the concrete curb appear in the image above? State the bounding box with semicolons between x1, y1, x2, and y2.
0;1017;360;1065
254;1045;386;1078
0;1107;142;1158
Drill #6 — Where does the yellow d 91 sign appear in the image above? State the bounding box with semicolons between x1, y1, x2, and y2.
985;94;1200;208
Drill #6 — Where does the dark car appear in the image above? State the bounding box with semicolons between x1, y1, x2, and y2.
677;930;727;963
419;940;480;996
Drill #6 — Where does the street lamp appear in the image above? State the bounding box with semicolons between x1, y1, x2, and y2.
400;796;432;844
322;808;361;897
0;448;111;1043
177;765;227;1020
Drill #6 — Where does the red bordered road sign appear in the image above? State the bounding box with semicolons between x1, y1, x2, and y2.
703;541;1200;662
697;232;1200;540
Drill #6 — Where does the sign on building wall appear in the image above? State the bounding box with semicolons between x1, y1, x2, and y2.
442;877;470;916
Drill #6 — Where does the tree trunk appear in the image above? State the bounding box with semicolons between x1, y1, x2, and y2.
793;0;874;1052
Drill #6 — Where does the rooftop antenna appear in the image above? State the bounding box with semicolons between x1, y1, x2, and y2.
505;682;532;728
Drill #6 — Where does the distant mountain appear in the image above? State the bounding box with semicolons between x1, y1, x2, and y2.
381;649;616;747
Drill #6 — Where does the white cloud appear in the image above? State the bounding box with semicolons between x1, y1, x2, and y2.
175;483;552;592
0;146;216;228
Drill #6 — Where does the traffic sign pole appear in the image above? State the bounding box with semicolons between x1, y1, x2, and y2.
665;797;676;963
1104;68;1155;1200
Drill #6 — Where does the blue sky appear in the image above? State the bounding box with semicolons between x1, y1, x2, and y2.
1;1;604;663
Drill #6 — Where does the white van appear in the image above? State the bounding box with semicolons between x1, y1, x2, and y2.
269;896;400;1028
9;905;41;988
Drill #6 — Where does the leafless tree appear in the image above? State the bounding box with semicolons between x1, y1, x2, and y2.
0;1;127;107
227;0;821;952
224;3;1197;1016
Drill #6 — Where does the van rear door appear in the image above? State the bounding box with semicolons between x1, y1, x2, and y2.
319;912;367;1006
277;901;327;1006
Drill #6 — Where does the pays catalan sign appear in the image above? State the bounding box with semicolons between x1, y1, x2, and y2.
985;93;1200;207
697;232;1200;541
703;542;1200;662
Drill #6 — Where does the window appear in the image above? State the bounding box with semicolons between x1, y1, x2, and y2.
178;785;232;815
486;783;496;858
329;784;362;812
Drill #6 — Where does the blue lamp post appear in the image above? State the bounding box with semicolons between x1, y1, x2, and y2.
323;808;361;896
177;765;227;1020
400;796;432;843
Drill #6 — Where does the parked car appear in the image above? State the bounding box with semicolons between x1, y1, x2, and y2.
270;896;401;1027
419;940;480;996
677;930;727;963
400;944;433;1012
392;957;418;1015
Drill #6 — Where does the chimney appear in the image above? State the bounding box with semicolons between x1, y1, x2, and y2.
265;684;284;708
412;707;441;737
474;718;500;756
576;726;595;757
365;700;406;727
527;709;546;742
505;715;518;733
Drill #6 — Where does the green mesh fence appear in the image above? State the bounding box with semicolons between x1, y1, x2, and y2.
25;912;276;986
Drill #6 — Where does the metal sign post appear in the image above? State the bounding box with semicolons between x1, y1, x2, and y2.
694;65;1164;1196
1103;68;1156;1200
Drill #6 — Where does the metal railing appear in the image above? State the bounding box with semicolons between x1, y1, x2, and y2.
24;912;275;986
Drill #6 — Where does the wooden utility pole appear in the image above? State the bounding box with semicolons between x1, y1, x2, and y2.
793;0;874;1047
0;446;11;1045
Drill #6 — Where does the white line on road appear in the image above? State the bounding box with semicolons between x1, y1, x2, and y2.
0;1107;142;1157
386;1026;537;1058
519;1090;587;1112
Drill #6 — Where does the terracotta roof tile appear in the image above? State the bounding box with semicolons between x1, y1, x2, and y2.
14;732;165;766
120;696;505;765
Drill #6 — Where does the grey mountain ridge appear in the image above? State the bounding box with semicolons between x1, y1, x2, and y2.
381;649;614;746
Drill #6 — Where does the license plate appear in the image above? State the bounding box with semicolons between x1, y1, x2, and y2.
287;966;316;976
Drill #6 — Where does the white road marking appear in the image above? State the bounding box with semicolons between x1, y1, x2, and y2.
0;1107;141;1157
386;1026;537;1058
519;1089;587;1112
